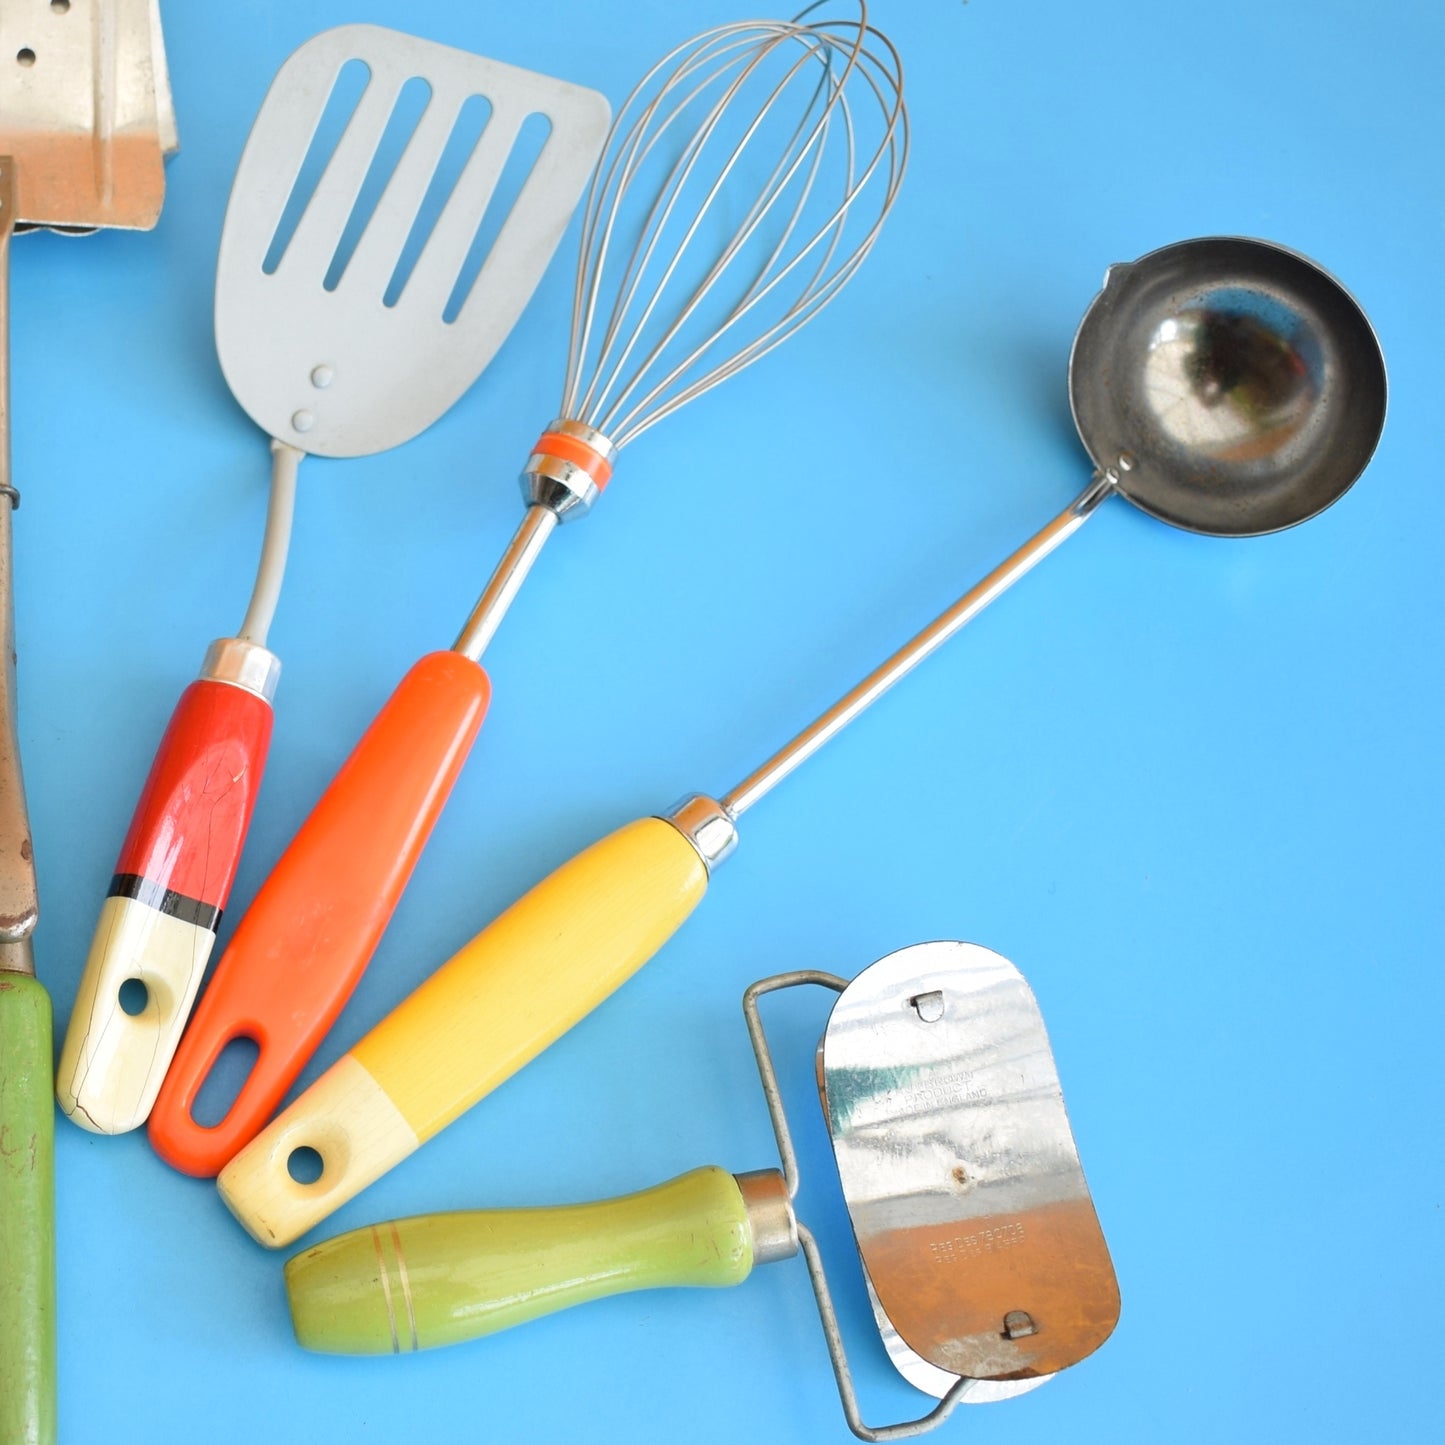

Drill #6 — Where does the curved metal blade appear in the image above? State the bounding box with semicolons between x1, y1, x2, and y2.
862;1268;1052;1403
819;941;1119;1383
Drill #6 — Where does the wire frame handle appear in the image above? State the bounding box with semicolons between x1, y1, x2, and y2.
742;971;977;1442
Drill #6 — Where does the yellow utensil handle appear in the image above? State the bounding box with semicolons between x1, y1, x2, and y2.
284;1166;754;1354
218;817;709;1248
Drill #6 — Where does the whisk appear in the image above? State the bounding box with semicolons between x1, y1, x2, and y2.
149;3;908;1178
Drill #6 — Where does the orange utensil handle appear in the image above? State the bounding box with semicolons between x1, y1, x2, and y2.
148;650;490;1177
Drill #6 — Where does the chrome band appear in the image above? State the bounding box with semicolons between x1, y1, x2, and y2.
0;936;35;978
200;638;281;703
735;1169;797;1267
660;794;738;872
519;418;617;523
520;461;599;522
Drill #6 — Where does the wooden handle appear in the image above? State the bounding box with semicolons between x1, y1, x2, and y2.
56;677;273;1135
0;972;56;1445
285;1167;752;1354
149;652;490;1177
218;816;708;1247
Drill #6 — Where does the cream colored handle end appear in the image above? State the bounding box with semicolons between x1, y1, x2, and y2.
56;896;214;1134
218;817;709;1248
217;1053;419;1248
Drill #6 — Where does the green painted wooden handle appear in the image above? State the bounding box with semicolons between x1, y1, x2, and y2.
0;973;56;1445
285;1165;754;1355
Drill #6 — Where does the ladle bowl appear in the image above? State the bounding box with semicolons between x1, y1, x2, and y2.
1069;236;1387;536
212;235;1391;1261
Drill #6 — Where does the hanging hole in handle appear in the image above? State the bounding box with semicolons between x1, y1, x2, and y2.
52;2;72;13
118;978;149;1016
191;1036;262;1128
16;48;36;67
287;1146;324;1185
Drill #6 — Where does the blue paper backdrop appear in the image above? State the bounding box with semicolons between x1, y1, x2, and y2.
14;1;1441;1440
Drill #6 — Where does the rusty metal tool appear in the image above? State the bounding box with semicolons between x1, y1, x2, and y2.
284;942;1119;1440
0;5;177;1440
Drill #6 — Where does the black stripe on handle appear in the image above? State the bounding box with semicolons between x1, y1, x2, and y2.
108;874;222;934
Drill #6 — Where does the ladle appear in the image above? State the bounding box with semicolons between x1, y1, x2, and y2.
217;235;1388;1250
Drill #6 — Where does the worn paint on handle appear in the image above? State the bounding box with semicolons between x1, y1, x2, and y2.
0;973;57;1445
284;1166;752;1355
56;677;273;1135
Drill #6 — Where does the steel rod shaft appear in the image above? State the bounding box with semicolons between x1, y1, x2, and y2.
0;158;37;944
452;505;559;663
719;474;1115;818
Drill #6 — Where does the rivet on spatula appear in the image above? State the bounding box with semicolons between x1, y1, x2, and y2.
909;990;944;1023
1003;1310;1038;1339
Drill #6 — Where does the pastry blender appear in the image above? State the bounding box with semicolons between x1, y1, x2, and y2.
285;942;1119;1440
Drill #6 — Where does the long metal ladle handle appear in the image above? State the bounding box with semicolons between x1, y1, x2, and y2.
719;471;1118;818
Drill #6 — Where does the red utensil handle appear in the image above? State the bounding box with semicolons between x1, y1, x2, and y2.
55;671;274;1135
148;650;490;1177
115;678;274;909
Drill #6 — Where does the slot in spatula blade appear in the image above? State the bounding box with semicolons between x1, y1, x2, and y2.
215;24;611;458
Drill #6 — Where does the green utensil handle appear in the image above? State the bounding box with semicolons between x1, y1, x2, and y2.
285;1166;756;1355
0;970;56;1445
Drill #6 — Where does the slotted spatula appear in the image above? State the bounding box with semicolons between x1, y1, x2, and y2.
55;23;609;1140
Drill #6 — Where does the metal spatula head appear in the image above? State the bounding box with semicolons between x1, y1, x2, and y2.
819;941;1120;1382
215;24;611;459
0;0;176;230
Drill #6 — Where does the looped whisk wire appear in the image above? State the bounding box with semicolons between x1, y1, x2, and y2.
558;1;907;450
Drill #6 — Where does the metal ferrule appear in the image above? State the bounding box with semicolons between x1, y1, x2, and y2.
520;418;617;523
660;793;738;873
0;936;35;977
734;1169;798;1267
201;638;281;703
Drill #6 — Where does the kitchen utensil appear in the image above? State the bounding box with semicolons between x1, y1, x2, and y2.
154;6;906;1178
56;23;610;1138
218;234;1386;1249
1;3;177;1437
283;942;1118;1440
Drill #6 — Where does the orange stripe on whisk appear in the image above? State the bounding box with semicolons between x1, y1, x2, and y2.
531;430;614;491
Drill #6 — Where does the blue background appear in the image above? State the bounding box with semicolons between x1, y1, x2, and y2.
16;0;1441;1440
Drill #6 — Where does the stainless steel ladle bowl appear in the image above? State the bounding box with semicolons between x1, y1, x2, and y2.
718;235;1388;818
1069;235;1386;536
